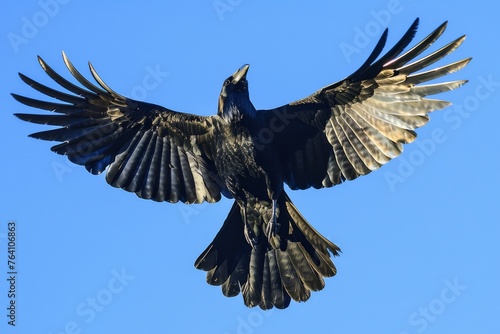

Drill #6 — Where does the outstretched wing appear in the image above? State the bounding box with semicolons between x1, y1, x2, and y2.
261;18;471;190
13;52;226;204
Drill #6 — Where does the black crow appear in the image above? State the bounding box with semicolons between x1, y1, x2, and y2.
13;18;470;309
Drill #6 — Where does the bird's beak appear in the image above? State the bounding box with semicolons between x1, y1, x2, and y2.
232;64;250;84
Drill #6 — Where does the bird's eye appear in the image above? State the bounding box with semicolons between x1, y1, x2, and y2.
224;79;230;86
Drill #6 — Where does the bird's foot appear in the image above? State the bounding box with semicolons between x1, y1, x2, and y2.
265;199;279;239
265;215;279;238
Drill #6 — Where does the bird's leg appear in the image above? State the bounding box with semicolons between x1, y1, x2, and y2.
265;199;279;239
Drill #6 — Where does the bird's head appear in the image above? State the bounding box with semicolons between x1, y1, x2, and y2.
218;64;255;122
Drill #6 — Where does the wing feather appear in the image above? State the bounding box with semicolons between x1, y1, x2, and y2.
260;19;470;187
14;53;225;204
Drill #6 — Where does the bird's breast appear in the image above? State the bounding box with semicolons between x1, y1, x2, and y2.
214;124;269;200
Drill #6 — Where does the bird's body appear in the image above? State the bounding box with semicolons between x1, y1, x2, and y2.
13;18;470;309
214;117;275;245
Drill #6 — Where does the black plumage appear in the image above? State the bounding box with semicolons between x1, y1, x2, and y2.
13;18;470;309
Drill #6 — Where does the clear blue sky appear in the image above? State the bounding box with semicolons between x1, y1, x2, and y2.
2;1;499;333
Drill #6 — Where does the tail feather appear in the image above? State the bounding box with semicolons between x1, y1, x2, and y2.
286;241;324;291
286;195;340;257
221;252;249;297
286;196;340;277
267;249;291;309
242;242;265;307
259;252;273;309
275;248;311;302
194;191;340;309
194;203;251;289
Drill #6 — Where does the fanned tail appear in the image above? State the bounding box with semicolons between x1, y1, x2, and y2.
194;191;340;309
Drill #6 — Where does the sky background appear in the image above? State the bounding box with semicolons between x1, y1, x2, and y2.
1;1;499;333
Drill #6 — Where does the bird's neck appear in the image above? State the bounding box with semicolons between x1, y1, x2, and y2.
221;100;256;124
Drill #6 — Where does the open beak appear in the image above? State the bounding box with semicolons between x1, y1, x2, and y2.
232;64;250;84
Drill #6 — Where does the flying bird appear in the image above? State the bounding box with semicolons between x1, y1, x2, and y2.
13;18;470;309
